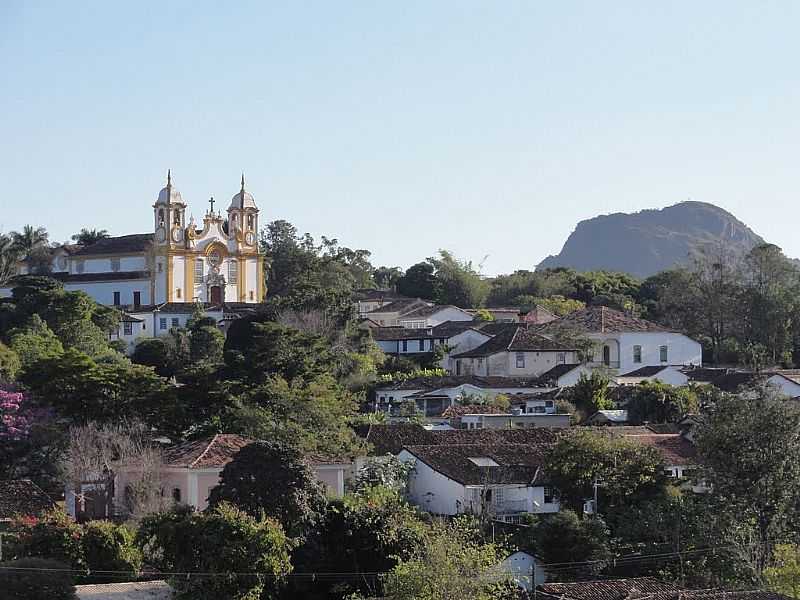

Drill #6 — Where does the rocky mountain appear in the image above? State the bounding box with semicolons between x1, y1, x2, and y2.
537;201;765;278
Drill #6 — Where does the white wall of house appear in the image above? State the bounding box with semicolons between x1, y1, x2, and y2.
63;280;150;307
498;552;547;590
456;350;577;378
399;451;467;515
70;255;147;274
766;375;800;398
616;366;690;387
587;332;702;374
398;307;473;328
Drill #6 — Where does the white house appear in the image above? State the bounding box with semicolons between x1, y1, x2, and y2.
615;365;690;387
365;298;432;326
398;443;560;522
456;412;571;430
372;322;491;358
497;551;547;590
451;325;579;378
537;306;702;375
397;304;474;329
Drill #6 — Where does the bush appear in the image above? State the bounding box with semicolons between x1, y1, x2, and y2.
0;558;76;600
10;510;84;570
82;520;142;582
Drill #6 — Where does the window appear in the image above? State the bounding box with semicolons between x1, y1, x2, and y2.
543;486;557;504
113;291;121;306
603;345;611;366
133;291;141;307
557;352;566;364
545;400;554;408
174;210;181;226
123;321;133;336
439;338;447;345
533;406;545;414
516;352;525;369
158;262;163;273
194;259;204;283
456;360;462;375
176;288;181;299
159;318;167;330
660;345;668;362
492;487;505;506
633;345;642;363
110;258;120;272
249;291;254;300
402;340;408;352
171;318;179;328
172;488;181;503
477;357;484;368
418;339;425;351
228;261;238;284
247;214;255;230
75;260;85;274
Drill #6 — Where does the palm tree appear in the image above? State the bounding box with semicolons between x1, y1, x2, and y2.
71;228;110;246
0;234;18;285
10;225;49;257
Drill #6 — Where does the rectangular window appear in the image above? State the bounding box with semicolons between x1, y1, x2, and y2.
133;291;141;307
176;288;181;299
194;259;204;283
456;360;462;375
633;345;642;363
228;261;238;284
159;318;167;330
418;339;425;351
123;321;133;336
557;352;566;364
543;487;557;504
113;291;121;306
110;258;120;272
660;345;668;362
402;340;408;352
171;318;180;328
516;352;525;369
75;260;85;274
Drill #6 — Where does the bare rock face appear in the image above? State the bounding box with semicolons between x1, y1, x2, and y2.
537;201;765;278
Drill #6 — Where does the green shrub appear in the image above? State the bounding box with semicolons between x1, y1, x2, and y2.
82;520;142;582
0;558;76;600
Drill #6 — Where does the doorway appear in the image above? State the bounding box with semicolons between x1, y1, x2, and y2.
210;286;222;304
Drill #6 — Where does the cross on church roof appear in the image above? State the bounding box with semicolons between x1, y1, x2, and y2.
208;196;215;213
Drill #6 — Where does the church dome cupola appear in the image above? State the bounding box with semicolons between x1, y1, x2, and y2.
229;173;257;210
155;169;185;206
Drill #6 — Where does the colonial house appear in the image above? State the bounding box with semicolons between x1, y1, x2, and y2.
373;375;553;416
397;304;474;329
450;325;578;378
453;411;570;430
398;443;560;521
536;306;702;375
371;321;491;359
353;289;408;318
364;298;432;326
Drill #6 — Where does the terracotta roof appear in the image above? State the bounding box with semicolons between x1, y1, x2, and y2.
708;371;766;392
537;578;677;600
354;423;435;455
619;366;672;378
372;327;437;341
130;302;261;315
648;591;793;600
538;306;671;334
376;375;546;392
623;434;697;466
120;313;144;323
367;298;430;315
403;444;550;486
164;434;253;469
441;404;506;417
0;479;56;520
72;233;154;256
453;326;574;358
681;367;735;383
399;305;469;319
75;580;173;599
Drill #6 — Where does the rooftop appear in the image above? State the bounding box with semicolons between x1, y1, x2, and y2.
0;479;56;521
536;578;677;600
538;306;672;335
72;233;154;256
376;374;547;392
452;325;574;358
164;434;254;469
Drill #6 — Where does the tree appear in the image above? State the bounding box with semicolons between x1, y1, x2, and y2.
352;456;414;494
397;262;437;300
568;370;612;413
765;545;800;599
137;502;292;600
378;519;512;600
696;385;800;575
543;429;667;513
0;341;20;382
472;308;495;322
429;250;489;308
528;510;610;580
626;381;699;424
0;234;19;286
8;315;64;369
80;521;142;582
374;266;403;290
71;228;110;246
188;315;225;364
207;440;327;537
130;337;173;377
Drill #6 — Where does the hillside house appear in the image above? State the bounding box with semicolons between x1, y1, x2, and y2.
372;321;491;359
397;304;474;328
398;443;560;521
451;325;578;377
537;306;702;375
365;298;432;326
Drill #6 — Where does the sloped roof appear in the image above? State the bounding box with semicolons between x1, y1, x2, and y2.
452;326;573;358
624;434;697;465
372;327;437;341
441;404;506;417
367;298;429;315
164;434;253;469
75;580;173;599
402;443;550;485
537;578;677;600
377;375;546;392
538;306;671;334
681;367;735;383
399;304;470;319
49;270;150;283
538;363;583;383
72;233;154;256
354;423;436;455
619;366;672;378
0;479;56;520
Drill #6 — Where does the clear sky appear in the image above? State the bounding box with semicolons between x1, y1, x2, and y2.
1;1;799;276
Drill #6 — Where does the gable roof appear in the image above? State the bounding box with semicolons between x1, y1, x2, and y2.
367;298;430;315
0;479;56;520
538;363;583;383
618;365;673;378
376;375;547;392
452;325;573;358
538;306;671;334
623;434;697;465
402;443;550;485
399;304;471;320
164;434;253;469
72;233;154;256
354;423;436;455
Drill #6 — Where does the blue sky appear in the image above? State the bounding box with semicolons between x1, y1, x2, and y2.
1;1;799;275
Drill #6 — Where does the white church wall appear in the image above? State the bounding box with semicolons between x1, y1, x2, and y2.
64;280;150;306
71;255;146;274
172;256;186;301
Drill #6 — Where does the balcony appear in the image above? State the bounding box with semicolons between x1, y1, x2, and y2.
491;499;529;515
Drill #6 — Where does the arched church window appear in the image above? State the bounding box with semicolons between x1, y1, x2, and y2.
174;210;181;226
247;214;255;230
158;209;165;225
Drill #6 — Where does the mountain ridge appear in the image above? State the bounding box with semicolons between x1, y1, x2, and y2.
537;201;766;278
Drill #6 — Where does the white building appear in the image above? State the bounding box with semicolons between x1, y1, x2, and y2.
397;305;474;329
372;322;491;358
399;443;560;522
537;306;702;375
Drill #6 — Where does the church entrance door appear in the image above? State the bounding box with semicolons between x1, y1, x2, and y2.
210;286;222;304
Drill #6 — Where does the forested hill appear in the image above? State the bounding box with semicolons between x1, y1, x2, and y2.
538;201;765;278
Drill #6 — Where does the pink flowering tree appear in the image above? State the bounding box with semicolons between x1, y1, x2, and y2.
0;388;51;440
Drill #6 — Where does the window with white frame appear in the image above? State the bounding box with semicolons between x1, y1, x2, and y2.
194;259;204;283
171;318;179;328
515;352;525;369
159;318;167;330
557;352;566;363
633;345;642;363
543;486;557;504
418;339;425;351
660;345;668;362
228;260;238;284
123;321;133;336
110;258;120;272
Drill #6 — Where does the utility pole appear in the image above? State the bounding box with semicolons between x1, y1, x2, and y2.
592;478;603;517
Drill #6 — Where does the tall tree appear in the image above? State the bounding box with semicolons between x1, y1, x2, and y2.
71;228;110;246
397;262;438;300
429;250;489;308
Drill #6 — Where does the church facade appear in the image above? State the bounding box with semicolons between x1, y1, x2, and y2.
2;172;266;351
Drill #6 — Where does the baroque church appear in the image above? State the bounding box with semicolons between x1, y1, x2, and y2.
3;172;266;351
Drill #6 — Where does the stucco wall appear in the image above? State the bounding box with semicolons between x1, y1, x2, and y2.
399;451;466;515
